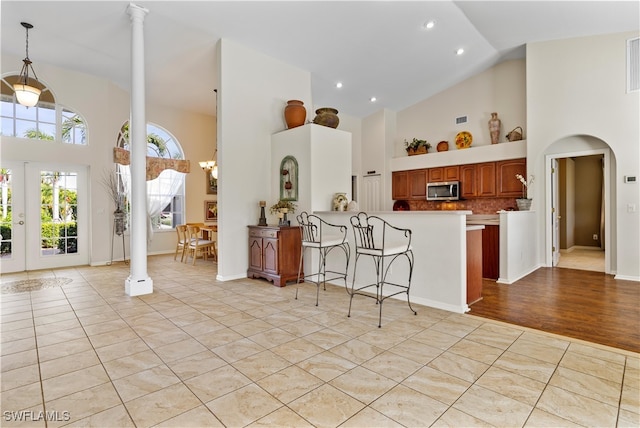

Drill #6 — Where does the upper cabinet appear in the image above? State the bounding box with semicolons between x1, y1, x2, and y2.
429;166;459;183
496;158;527;197
392;171;409;200
408;169;427;199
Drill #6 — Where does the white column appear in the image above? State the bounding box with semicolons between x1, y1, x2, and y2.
125;3;153;296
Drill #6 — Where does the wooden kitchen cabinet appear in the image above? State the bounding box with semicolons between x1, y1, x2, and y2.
408;169;427;199
247;225;302;287
392;171;409;200
460;162;496;198
477;162;497;197
466;228;483;304
428;166;459;183
482;225;500;280
460;165;477;198
496;158;527;197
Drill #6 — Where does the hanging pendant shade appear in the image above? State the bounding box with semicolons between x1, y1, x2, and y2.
13;82;41;107
14;22;41;108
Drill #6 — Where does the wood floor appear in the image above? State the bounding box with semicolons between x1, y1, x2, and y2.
468;267;640;353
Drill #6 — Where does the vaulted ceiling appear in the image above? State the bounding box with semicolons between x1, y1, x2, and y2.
2;1;638;118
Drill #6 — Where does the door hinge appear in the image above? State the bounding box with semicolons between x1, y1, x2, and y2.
552;246;556;252
552;207;555;213
551;167;555;173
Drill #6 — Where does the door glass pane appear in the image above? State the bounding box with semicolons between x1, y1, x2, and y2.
0;169;12;259
40;170;78;256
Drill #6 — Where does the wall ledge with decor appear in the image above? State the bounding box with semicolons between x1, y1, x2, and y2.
390;140;526;172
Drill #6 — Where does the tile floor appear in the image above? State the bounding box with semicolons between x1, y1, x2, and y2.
1;254;638;427
557;248;605;272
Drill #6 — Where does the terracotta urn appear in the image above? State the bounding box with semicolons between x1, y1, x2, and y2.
284;100;306;129
313;107;339;129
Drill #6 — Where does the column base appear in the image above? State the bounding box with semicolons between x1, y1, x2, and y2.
125;276;153;296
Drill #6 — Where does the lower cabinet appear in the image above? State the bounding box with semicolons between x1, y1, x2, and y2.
248;225;302;287
466;228;483;305
482;225;500;280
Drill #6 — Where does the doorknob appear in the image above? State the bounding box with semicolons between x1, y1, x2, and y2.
17;220;24;225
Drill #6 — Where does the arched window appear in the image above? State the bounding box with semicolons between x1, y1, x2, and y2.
116;122;185;231
0;74;87;144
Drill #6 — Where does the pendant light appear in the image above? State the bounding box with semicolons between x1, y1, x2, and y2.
199;89;218;179
13;22;41;108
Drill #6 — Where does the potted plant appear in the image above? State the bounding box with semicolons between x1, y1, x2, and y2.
270;200;297;225
515;173;534;210
404;138;431;156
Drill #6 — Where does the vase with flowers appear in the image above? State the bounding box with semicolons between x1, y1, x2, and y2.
270;200;297;226
515;173;534;211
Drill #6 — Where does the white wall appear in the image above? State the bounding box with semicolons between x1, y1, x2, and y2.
1;54;214;266
396;59;526;157
527;32;640;280
271;124;352;218
217;39;312;281
498;211;539;284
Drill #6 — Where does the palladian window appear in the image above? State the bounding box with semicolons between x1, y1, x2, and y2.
0;74;86;144
115;122;186;231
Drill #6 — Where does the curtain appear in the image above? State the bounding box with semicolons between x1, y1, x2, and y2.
146;169;185;241
118;165;185;242
113;147;190;180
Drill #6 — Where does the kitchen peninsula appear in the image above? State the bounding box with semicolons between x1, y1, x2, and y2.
312;209;538;314
316;210;476;314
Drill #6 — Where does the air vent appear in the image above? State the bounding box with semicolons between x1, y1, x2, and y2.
455;115;467;125
628;37;639;93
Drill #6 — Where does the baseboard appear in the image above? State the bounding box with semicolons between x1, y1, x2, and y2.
496;263;544;285
324;279;468;314
614;274;640;282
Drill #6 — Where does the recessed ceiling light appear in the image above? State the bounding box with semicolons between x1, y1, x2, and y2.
336;82;343;89
422;20;435;30
456;48;465;55
370;97;377;102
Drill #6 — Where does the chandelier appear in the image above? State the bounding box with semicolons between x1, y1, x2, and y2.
13;22;41;108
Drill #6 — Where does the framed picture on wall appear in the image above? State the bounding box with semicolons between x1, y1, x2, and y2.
204;201;217;222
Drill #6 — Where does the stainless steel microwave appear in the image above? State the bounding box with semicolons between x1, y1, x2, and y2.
426;181;460;201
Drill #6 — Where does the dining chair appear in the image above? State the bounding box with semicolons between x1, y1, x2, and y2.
296;212;350;306
349;212;416;327
184;224;217;265
174;224;192;262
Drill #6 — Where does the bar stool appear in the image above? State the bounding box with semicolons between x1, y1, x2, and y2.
349;212;416;327
296;212;350;306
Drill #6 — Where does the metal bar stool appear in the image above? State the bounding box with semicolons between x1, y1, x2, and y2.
296;212;350;306
349;212;416;327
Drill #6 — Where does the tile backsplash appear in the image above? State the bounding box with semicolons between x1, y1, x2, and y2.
408;198;518;214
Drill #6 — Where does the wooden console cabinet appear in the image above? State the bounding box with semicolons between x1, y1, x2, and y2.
247;225;302;287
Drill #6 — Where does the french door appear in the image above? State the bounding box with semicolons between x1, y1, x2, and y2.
0;162;88;273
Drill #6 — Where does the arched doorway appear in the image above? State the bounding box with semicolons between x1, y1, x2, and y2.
543;135;613;274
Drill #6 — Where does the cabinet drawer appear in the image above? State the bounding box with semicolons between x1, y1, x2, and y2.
249;228;279;238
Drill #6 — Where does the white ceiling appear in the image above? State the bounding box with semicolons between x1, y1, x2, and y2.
2;1;638;118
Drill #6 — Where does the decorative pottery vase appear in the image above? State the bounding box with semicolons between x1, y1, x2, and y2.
436;141;449;152
284;100;306;129
313;107;339;129
488;112;501;145
332;192;348;211
516;198;532;211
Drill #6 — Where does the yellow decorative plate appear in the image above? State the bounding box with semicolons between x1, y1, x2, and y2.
455;131;473;149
